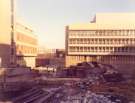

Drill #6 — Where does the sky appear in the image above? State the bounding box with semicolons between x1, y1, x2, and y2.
16;0;135;49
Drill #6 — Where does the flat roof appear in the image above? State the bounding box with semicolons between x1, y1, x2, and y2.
68;23;135;30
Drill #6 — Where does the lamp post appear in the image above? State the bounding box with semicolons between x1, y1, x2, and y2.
10;0;16;67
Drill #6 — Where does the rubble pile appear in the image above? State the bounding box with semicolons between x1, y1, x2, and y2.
53;62;135;102
49;85;131;103
0;62;135;102
60;91;125;103
6;80;134;103
57;61;125;83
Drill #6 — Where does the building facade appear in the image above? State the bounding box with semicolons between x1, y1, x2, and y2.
36;49;65;68
0;0;38;68
66;13;135;73
15;22;38;67
0;0;12;67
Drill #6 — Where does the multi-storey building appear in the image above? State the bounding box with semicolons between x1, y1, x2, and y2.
0;0;12;67
36;49;65;67
15;22;38;67
0;0;38;68
66;13;135;73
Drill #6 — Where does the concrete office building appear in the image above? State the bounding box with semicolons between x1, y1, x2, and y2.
0;0;38;67
15;22;38;67
66;13;135;73
0;0;12;67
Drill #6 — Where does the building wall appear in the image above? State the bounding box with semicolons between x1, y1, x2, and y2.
0;0;37;68
15;23;38;67
65;13;135;74
36;49;65;67
0;0;11;67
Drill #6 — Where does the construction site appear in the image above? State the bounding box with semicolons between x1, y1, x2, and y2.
0;62;135;103
1;1;135;103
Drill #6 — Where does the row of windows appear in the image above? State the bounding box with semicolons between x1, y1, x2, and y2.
99;57;135;64
96;55;135;60
68;55;135;64
69;38;135;45
16;32;37;45
16;45;37;55
69;46;135;53
69;30;135;36
98;56;135;64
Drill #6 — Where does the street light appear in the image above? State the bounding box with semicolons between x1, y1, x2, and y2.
10;0;16;67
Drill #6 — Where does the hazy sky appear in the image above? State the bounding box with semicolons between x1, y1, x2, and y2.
16;0;135;49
